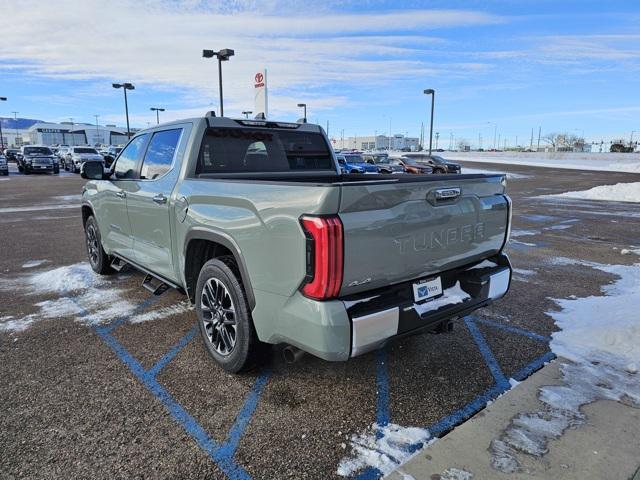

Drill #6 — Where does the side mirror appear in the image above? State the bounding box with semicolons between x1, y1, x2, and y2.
81;161;106;180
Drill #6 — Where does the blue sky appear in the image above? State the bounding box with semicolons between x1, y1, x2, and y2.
1;0;639;146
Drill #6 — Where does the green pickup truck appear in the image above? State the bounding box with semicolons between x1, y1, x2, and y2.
81;114;512;372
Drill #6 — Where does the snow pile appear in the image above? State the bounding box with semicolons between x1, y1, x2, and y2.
542;181;640;203
489;260;640;474
445;152;640;174
337;423;431;477
128;300;193;324
26;263;101;293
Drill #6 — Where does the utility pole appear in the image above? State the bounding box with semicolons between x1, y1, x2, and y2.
493;123;497;150
341;129;344;149
69;118;75;146
12;111;19;147
478;132;482;150
530;128;534;151
0;97;6;150
515;136;518;150
497;133;501;150
537;126;542;151
94;115;100;145
435;132;439;150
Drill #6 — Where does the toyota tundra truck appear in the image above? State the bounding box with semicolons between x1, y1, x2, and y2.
80;114;512;373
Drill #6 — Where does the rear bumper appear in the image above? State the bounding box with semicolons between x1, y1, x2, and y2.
255;253;512;362
343;253;512;357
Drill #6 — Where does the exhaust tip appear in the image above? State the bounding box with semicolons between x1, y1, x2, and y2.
283;346;305;364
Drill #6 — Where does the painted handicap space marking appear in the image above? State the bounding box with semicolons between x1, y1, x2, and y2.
355;315;554;480
65;287;554;480
66;293;270;480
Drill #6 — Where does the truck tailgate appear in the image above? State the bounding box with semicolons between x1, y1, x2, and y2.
338;175;509;296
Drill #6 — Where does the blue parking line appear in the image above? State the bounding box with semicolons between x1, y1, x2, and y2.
512;351;555;381
375;348;390;437
95;328;252;480
464;318;510;390
148;326;198;378
471;317;550;343
218;369;271;459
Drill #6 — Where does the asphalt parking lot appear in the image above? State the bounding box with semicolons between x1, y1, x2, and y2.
1;161;639;479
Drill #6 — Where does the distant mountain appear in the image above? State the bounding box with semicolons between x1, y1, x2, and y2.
0;117;43;130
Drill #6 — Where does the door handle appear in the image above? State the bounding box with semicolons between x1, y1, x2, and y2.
116;190;126;198
152;194;167;205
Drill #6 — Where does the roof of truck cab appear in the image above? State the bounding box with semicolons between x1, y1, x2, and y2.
135;116;324;134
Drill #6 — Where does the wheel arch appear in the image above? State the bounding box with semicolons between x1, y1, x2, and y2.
183;229;256;310
81;203;94;227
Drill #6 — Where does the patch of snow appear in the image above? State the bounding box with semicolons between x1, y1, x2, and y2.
21;259;49;269
620;248;640;256
0;203;81;214
468;260;497;270
337;423;431;477
26;263;101;293
489;260;640;474
509;239;536;247
542;182;640;203
440;467;475;480
53;194;82;202
508;378;521;388
128;300;193;324
510;230;538;238
546;224;572;231
462;167;529;180
412;282;470;316
512;268;536;277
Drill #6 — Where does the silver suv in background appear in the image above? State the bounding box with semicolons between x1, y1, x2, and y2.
64;146;105;173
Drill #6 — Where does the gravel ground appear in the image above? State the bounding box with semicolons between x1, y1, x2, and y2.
1;161;639;479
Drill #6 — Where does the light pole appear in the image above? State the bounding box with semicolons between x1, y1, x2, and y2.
202;48;235;117
435;132;440;150
0;97;6;150
423;89;435;155
12;111;19;147
94;115;100;145
112;82;135;138
297;103;307;123
69;117;75;146
150;107;165;125
242;110;252;119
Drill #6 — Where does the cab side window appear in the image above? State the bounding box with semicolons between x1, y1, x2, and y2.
140;129;182;180
114;134;149;179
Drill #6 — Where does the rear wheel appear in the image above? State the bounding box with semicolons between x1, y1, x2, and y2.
84;216;113;275
196;257;263;373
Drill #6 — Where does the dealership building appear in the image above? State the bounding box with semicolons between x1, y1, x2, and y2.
26;122;130;146
334;134;420;151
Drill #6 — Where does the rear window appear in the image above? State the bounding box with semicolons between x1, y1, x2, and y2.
24;147;52;155
74;148;98;154
197;128;334;174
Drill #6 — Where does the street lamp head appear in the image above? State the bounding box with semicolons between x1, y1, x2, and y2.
202;49;215;58
0;97;6;101
217;48;235;60
297;103;306;107
112;83;122;89
424;89;435;95
123;83;135;90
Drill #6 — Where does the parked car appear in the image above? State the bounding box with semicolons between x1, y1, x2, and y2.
3;148;19;162
64;146;105;173
341;153;379;173
401;153;461;174
100;146;122;167
363;153;405;174
81;115;513;373
336;154;365;174
56;146;71;167
0;153;8;176
393;156;433;174
17;146;59;174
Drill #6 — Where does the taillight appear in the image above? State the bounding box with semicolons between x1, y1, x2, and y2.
300;215;343;300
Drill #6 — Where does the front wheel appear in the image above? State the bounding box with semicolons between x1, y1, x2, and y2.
84;216;113;275
53;168;59;174
196;258;262;373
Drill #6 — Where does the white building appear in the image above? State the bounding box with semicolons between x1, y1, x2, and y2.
335;134;420;151
27;122;129;146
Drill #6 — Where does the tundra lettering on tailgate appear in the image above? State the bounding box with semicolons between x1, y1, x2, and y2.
394;223;486;254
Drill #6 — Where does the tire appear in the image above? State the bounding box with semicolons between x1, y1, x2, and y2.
84;216;113;275
195;257;262;373
53;168;59;174
24;167;30;175
18;165;23;173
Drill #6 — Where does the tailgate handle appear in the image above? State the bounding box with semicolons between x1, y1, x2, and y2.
434;187;461;201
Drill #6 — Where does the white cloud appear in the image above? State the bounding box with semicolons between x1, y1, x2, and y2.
1;0;503;118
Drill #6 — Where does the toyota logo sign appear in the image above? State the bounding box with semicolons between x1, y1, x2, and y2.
254;72;265;88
